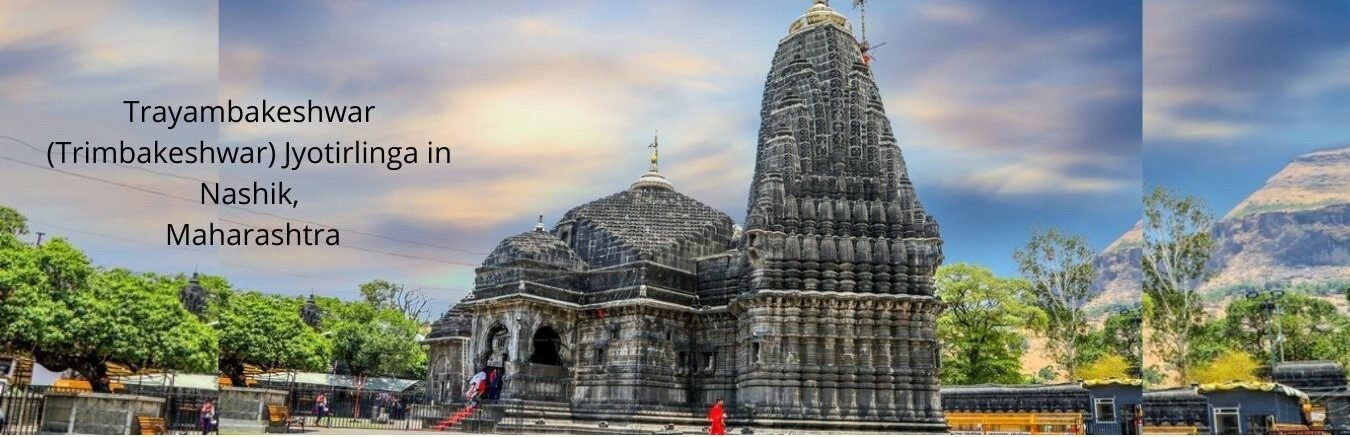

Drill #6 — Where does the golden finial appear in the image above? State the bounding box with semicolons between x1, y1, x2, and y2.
649;131;660;171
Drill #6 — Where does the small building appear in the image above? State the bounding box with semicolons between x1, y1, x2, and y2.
1197;382;1311;435
941;383;1088;434
1083;379;1144;435
1142;386;1209;434
1273;360;1350;434
940;380;1144;434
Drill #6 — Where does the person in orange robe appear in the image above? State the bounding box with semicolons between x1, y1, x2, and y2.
708;398;727;435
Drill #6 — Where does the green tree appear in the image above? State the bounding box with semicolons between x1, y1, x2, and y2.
330;307;426;378
0;204;28;236
935;263;1044;385
1221;292;1350;369
359;279;430;322
1;227;216;392
1083;309;1144;376
1014;228;1096;380
0;234;90;350
1142;186;1216;384
216;291;332;386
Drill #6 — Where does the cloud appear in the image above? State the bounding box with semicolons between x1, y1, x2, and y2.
878;0;1140;197
1143;0;1350;144
939;155;1130;196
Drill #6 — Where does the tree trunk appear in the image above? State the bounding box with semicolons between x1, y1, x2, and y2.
81;362;111;393
222;359;247;387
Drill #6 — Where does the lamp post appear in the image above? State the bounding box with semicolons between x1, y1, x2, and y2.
1244;290;1285;372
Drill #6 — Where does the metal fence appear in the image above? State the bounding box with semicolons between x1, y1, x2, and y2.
280;384;457;431
1;384;218;435
0;376;577;434
0;386;46;435
118;385;216;433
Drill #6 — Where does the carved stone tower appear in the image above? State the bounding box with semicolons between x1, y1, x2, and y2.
179;273;208;318
735;0;945;431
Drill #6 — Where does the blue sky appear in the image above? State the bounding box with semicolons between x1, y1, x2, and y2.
1;0;1143;314
1144;0;1350;213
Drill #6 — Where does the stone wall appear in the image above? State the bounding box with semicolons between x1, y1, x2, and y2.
730;292;945;432
425;336;471;404
216;387;286;433
39;392;164;434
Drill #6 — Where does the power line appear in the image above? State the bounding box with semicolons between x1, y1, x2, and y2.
2;134;213;184
1;136;489;256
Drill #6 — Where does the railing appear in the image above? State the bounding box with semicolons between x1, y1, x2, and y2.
118;385;217;433
281;385;458;431
0;386;47;435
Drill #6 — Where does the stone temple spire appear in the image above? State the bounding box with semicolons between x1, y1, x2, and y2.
732;1;945;430
179;272;208;318
629;132;674;191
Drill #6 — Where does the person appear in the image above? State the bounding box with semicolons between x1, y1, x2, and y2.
466;369;488;406
199;399;216;435
708;398;726;435
313;393;329;427
485;368;502;400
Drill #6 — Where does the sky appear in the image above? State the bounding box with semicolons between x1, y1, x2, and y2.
1144;0;1350;213
0;0;1144;316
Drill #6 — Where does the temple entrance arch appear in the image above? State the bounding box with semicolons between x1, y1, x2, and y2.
530;326;564;366
483;323;511;368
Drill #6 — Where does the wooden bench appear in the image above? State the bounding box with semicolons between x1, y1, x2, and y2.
52;378;125;393
135;416;167;435
266;404;305;433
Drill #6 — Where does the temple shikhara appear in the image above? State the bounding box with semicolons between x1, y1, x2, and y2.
425;1;945;432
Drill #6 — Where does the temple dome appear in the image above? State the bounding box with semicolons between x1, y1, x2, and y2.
788;0;852;35
558;187;734;264
557;185;736;270
483;227;586;271
629;169;674;191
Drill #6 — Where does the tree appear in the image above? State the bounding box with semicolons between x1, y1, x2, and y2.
359;279;430;322
1077;354;1132;380
1092;309;1144;376
1013;228;1095;380
1;250;216;392
1221;292;1349;369
1;223;216;392
1142;186;1216;384
935;263;1045;385
0;204;28;236
330;306;426;379
1190;349;1261;384
0;234;90;350
216;291;332;386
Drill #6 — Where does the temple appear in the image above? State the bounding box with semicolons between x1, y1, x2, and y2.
424;0;944;432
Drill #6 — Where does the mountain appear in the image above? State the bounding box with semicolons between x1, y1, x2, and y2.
1204;147;1350;303
1087;222;1143;317
1085;147;1350;317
